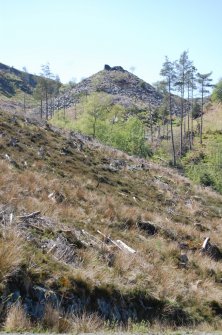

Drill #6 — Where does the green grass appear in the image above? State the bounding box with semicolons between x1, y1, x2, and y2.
182;104;222;193
152;103;222;194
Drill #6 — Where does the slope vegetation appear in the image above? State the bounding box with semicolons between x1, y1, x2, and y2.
0;62;37;113
1;108;222;330
183;103;222;192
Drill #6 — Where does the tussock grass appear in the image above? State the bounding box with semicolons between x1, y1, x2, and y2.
71;311;105;333
42;303;73;333
42;304;104;333
42;303;61;331
0;227;24;282
4;302;32;332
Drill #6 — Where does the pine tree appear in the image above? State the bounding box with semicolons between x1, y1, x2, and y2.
175;51;192;155
160;57;176;165
196;72;213;144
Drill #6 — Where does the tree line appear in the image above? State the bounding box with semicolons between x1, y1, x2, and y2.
31;56;219;162
33;63;61;120
159;50;213;165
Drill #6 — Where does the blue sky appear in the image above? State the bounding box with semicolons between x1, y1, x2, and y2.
1;0;222;84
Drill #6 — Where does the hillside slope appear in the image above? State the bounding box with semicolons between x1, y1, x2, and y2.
1;108;222;330
0;62;39;114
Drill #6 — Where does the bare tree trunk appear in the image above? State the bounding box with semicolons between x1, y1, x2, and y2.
169;83;176;165
40;99;43;119
187;82;191;150
191;85;194;147
45;91;48;120
180;89;184;156
149;103;153;143
200;88;204;144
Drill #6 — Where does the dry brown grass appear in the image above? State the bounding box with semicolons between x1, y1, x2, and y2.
2;104;222;328
42;303;60;331
42;303;75;333
4;302;32;332
70;311;105;333
0;227;24;282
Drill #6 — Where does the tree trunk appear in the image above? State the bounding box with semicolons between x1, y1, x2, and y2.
187;82;191;150
149;105;153;143
40;99;43;119
200;88;204;144
45;90;48;120
180;88;184;156
169;82;176;166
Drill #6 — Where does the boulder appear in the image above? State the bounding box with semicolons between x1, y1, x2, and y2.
104;64;111;70
104;64;125;72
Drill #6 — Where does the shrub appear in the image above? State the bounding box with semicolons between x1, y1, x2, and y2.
200;172;215;187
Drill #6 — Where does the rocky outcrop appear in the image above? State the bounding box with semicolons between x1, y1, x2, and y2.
104;64;125;72
65;65;163;110
1;269;190;325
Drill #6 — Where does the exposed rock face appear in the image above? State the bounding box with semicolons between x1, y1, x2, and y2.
2;271;188;325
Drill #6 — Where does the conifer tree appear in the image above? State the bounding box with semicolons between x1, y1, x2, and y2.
196;72;213;144
160;57;176;165
175;51;192;155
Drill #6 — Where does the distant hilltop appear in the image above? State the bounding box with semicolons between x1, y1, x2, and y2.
67;64;163;110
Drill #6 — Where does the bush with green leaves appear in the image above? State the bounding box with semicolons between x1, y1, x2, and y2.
200;172;215;187
211;79;222;103
54;93;151;157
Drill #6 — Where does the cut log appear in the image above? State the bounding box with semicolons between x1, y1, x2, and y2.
115;240;136;254
202;237;210;251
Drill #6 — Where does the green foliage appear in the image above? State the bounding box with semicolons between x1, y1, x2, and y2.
106;116;151;157
52;93;151;157
192;101;201;119
200;172;215;187
183;133;222;193
74;92;112;138
211;79;222;102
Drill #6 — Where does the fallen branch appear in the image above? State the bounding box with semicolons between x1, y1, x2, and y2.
19;211;41;220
